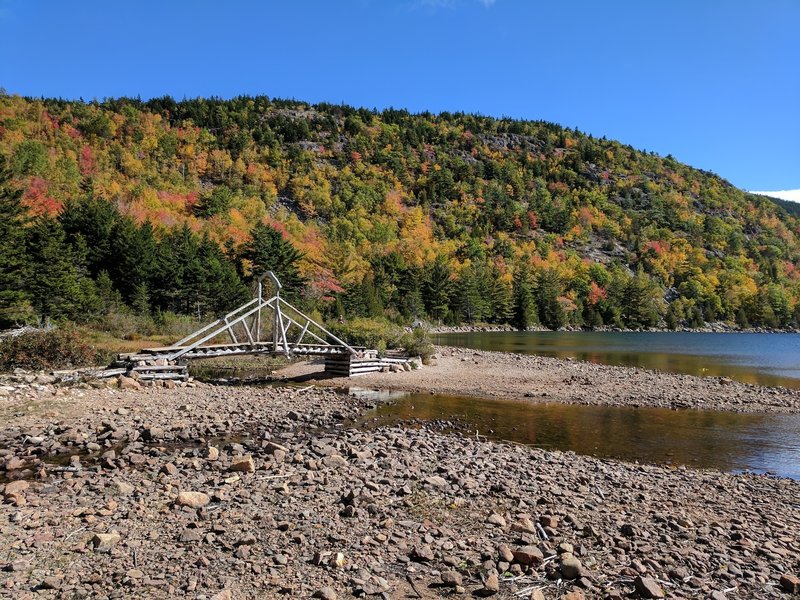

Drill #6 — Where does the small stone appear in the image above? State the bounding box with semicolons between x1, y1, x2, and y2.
179;528;202;543
91;532;121;551
126;569;144;579
313;588;337;600
512;545;544;566
40;576;62;590
560;555;583;579
160;462;179;476
531;590;546;600
114;480;135;495
205;446;219;461
497;543;514;563
3;480;30;496
560;591;585;600
322;454;348;468
441;571;463;587
634;576;665;599
175;491;210;508
486;513;506;527
411;544;434;562
780;574;800;593
425;475;448;487
117;375;141;390
709;591;727;600
511;518;537;535
483;572;499;595
211;591;232;600
229;455;255;472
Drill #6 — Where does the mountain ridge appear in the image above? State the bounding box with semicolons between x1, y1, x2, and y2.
1;93;800;330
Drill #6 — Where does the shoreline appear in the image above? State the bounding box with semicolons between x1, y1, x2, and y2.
0;381;798;599
428;324;800;334
278;345;800;415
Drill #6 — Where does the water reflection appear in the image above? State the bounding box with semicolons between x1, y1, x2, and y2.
359;392;800;480
434;331;800;389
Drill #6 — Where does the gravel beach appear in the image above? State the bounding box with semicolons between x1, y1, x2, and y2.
0;352;798;599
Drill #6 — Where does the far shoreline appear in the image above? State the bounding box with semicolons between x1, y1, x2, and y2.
277;344;800;415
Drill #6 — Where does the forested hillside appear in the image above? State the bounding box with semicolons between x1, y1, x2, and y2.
1;93;799;331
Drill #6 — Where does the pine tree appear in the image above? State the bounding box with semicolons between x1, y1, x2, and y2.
623;268;660;329
536;268;566;330
25;219;82;321
512;262;535;330
241;223;306;298
0;156;33;326
424;256;453;323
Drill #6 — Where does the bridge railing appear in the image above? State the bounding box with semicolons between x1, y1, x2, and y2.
166;272;355;362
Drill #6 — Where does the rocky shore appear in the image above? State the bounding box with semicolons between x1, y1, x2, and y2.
1;372;799;599
283;346;800;414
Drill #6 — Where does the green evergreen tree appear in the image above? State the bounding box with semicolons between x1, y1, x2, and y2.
25;219;82;321
512;262;535;330
622;268;660;329
424;256;453;323
0;157;33;326
241;223;306;298
536;268;566;330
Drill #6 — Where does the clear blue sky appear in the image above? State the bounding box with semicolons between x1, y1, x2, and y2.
1;0;798;191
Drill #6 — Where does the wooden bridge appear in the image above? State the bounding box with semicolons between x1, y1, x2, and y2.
111;272;407;381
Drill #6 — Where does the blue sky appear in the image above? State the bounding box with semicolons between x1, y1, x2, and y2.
1;0;798;192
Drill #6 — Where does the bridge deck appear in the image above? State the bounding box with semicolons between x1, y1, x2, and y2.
120;341;361;363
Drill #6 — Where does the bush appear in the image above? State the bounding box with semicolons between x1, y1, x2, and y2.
0;326;100;371
327;317;434;360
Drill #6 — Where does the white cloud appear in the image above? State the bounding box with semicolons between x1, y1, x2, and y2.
750;189;800;203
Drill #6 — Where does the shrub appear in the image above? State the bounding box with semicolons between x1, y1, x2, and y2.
327;317;434;359
0;326;100;371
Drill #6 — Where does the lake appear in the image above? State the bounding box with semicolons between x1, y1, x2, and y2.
434;330;800;389
355;390;800;480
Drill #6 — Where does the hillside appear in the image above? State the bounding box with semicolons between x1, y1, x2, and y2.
1;93;799;330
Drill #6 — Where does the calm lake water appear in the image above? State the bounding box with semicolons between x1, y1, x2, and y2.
434;331;800;389
355;390;800;480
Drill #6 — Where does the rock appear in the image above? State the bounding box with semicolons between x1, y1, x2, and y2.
486;512;506;527
322;454;348;468
560;554;583;579
114;480;135;495
709;592;727;600
483;571;499;595
40;575;63;590
441;570;463;587
229;455;255;472
780;574;800;593
210;591;232;600
511;517;537;535
531;590;546;600
497;543;514;563
117;375;141;390
160;462;179;476
175;491;210;508
313;588;338;600
411;544;434;562
560;591;585;600
91;532;121;551
3;480;30;496
179;528;202;543
205;446;219;460
425;475;448;487
512;545;544;566
634;576;665;599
